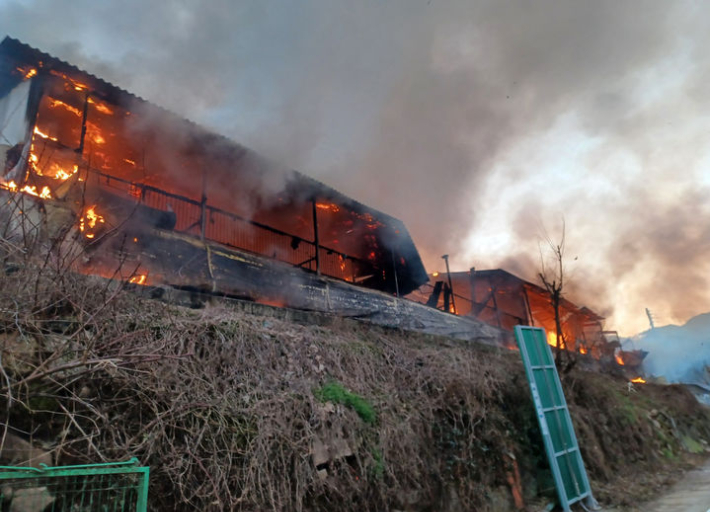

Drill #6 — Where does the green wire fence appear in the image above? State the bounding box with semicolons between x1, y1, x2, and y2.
0;457;149;511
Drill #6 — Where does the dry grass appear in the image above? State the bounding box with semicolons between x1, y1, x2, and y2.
0;247;521;510
0;201;707;511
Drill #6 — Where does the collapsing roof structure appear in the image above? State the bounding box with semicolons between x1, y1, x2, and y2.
408;268;644;365
0;36;428;297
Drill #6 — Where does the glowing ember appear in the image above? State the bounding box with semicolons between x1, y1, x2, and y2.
48;98;82;117
88;97;114;115
49;70;88;91
16;66;37;80
129;274;147;285
631;377;646;384
79;206;105;239
316;202;340;213
33;126;58;142
257;298;287;308
579;346;587;354
129;185;142;199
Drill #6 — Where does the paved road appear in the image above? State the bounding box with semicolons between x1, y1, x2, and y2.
643;459;710;512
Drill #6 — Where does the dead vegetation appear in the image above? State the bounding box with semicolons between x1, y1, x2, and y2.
0;206;707;510
0;230;522;510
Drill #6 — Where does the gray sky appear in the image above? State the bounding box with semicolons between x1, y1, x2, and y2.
2;0;709;334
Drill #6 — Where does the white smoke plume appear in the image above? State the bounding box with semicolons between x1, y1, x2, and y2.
2;1;710;334
631;313;710;384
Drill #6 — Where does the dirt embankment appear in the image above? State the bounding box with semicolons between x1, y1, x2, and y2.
0;263;708;511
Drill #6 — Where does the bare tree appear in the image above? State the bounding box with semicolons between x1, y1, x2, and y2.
538;221;574;369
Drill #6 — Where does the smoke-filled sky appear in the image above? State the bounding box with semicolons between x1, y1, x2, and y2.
2;0;709;335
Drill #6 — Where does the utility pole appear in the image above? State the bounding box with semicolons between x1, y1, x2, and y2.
645;308;655;330
442;254;456;314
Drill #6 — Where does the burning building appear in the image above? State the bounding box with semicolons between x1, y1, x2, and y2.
409;268;647;369
0;37;435;311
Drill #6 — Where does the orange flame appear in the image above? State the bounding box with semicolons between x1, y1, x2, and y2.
615;352;625;366
49;70;88;91
79;206;105;239
128;184;142;199
48;98;82;117
33;126;58;142
547;331;557;347
316;202;340;213
34;161;79;181
631;377;646;384
16;66;37;80
37;186;51;199
52;164;79;181
129;274;147;285
88;97;114;115
2;181;52;199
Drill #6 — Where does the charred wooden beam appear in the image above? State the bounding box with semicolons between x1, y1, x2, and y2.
426;281;443;308
312;199;320;275
121;229;506;344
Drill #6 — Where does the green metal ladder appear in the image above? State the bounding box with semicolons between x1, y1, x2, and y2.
515;325;599;512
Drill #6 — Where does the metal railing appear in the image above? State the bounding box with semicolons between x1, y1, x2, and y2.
87;168;381;284
23;127;387;286
414;282;527;329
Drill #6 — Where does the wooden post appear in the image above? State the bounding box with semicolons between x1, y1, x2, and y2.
391;248;400;297
77;91;90;156
442;254;456;314
312;199;321;275
522;285;535;326
469;267;476;316
200;170;208;241
490;284;503;328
